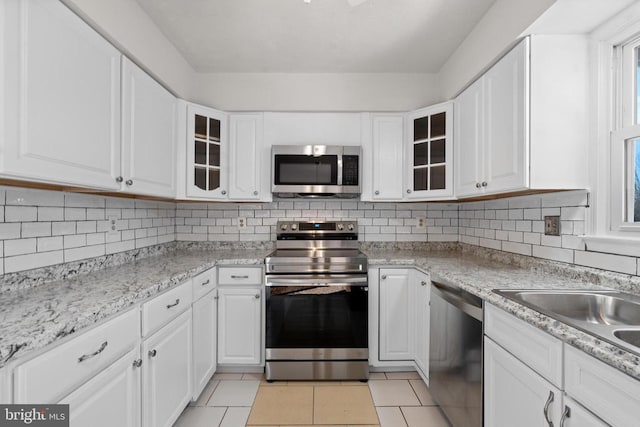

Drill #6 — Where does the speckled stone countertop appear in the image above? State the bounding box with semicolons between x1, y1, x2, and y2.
0;248;270;368
363;248;640;381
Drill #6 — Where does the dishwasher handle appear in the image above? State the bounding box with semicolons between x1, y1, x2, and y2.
431;281;483;321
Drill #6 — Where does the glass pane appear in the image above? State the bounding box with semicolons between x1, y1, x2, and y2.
414;116;429;141
209;169;220;190
194;167;206;190
414;142;428;166
209;144;220;166
431;139;446;164
628;138;640;222
431;112;446;138
195;115;207;140
430;165;446;190
414;168;428;191
637;47;640;124
195;141;206;165
209;118;221;142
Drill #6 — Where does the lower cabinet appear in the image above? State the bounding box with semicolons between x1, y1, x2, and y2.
484;337;562;426
378;269;414;361
192;288;217;399
413;270;430;380
560;397;609;427
217;287;262;365
142;309;193;427
59;348;141;427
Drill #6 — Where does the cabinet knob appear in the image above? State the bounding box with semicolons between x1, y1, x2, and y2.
132;359;142;368
255;294;260;299
253;190;259;196
475;182;481;188
125;179;133;186
221;190;227;195
406;189;412;194
374;190;380;195
421;281;427;286
115;176;123;183
381;275;387;280
482;181;488;187
148;349;157;358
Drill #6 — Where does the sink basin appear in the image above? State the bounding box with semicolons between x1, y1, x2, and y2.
502;291;640;325
494;289;640;357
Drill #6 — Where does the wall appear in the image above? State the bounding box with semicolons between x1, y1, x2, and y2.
0;187;175;274
174;200;459;243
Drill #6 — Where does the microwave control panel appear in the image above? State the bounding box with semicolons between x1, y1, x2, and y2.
342;155;359;186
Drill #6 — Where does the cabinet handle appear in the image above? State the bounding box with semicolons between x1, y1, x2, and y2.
482;181;488;187
253;190;258;196
560;405;570;427
214;296;219;300
421;281;427;286
255;294;260;299
374;190;380;195
201;279;210;286
475;182;481;188
166;298;180;309
115;176;123;183
221;190;227;195
78;341;108;363
231;275;249;279
381;275;387;280
406;189;412;194
543;390;554;427
125;179;133;186
148;349;157;358
132;359;142;368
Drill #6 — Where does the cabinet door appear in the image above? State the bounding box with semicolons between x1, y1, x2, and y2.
218;287;262;365
122;58;176;198
228;114;263;200
379;269;414;361
142;310;192;427
484;38;528;194
192;290;217;400
413;271;430;379
1;0;121;189
60;348;141;427
406;103;454;199
454;79;484;197
186;104;227;199
561;397;608;427
371;115;404;200
484;337;562;427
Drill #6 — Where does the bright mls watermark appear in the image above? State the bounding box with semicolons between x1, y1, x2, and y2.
0;405;68;427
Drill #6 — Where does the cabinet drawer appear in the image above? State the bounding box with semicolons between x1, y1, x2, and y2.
192;268;216;301
565;345;640;427
218;267;262;285
142;281;192;337
485;304;562;387
13;308;139;404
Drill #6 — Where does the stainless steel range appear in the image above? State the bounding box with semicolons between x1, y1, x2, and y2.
264;220;368;381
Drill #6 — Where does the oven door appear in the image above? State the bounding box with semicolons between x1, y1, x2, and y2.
265;275;368;360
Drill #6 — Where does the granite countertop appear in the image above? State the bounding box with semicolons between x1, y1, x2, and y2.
0;248;271;368
363;248;640;381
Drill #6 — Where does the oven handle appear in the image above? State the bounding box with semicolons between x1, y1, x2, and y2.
265;276;367;287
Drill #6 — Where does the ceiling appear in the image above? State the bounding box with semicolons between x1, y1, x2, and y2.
134;0;497;73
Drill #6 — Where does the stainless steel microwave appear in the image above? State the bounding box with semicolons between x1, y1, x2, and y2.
271;145;361;198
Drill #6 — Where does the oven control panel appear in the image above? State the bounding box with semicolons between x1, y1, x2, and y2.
277;221;357;237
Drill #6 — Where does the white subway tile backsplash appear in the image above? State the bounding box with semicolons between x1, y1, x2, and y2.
22;222;51;238
532;245;574;264
65;244;105;262
5;206;37;222
38;207;64;221
37;236;63;252
502;241;532;256
575;251;637;275
6;188;64;207
5;250;64;273
5;239;37;256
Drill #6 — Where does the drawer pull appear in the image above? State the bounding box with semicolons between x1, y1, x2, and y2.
231;275;249;279
166;299;180;309
560;405;570;427
148;349;157;358
78;341;108;363
132;359;142;368
543;390;554;426
201;279;211;286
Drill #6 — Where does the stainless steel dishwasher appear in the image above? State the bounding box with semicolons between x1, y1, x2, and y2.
429;281;483;427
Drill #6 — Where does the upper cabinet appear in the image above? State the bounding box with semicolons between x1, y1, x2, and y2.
371;114;404;201
406;103;454;199
228;113;267;201
121;58;177;198
185;104;228;199
1;0;121;189
455;36;590;198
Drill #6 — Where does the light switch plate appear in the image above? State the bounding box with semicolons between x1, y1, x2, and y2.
544;216;560;236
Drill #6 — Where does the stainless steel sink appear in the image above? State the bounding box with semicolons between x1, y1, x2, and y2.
494;289;640;356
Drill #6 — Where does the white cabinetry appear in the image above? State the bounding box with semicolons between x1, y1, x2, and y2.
121;58;176;198
560;397;608;427
371;115;404;200
455;36;589;198
60;348;141;427
217;267;263;365
413;270;430;381
378;269;414;361
228;113;267;201
406;103;454;199
1;0;121;189
192;268;217;400
142;309;193;427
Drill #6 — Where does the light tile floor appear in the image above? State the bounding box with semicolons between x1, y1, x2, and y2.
174;371;450;427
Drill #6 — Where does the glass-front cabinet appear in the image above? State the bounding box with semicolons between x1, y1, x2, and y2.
186;104;227;199
405;102;453;199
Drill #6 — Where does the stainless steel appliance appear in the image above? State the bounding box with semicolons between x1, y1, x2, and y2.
271;145;361;198
264;220;368;381
429;281;483;427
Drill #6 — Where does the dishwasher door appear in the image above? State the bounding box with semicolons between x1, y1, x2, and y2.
429;282;483;427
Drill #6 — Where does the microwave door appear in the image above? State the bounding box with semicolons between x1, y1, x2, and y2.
274;155;338;186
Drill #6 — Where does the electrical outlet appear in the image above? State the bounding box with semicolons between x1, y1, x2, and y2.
416;217;426;229
107;215;119;236
544;215;560;236
237;217;247;230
